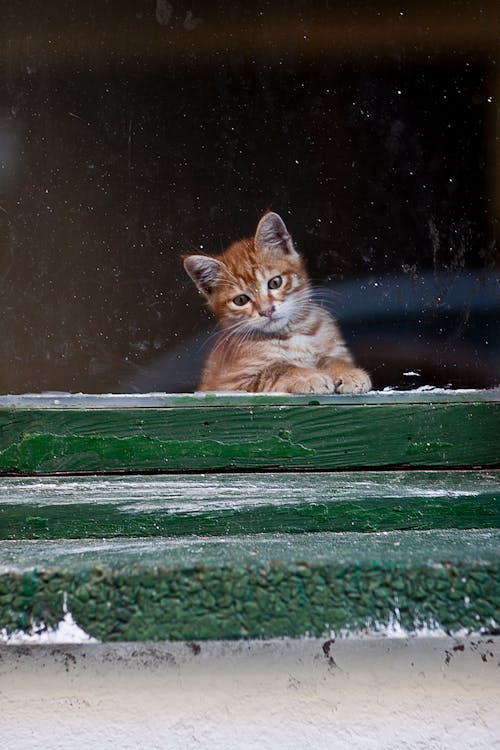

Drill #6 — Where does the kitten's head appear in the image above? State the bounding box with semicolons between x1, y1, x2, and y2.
183;212;310;335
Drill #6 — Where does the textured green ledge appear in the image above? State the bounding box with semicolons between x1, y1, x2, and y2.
1;470;499;539
1;530;499;641
0;396;499;474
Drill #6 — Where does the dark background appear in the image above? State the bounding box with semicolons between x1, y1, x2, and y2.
0;0;499;392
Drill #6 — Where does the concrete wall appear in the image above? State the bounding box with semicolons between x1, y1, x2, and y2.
1;635;499;749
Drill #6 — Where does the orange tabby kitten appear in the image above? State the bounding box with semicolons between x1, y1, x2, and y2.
183;212;371;394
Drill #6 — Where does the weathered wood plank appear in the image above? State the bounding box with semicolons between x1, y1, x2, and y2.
1;470;499;539
0;390;498;408
0;401;498;474
1;530;498;641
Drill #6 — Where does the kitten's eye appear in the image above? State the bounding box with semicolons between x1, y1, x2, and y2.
268;275;283;290
232;294;251;306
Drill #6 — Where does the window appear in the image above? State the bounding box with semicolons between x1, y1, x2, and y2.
0;2;498;395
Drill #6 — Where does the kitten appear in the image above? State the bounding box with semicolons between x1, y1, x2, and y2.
183;212;371;394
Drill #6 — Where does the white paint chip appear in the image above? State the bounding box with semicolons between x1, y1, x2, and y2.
1;611;98;645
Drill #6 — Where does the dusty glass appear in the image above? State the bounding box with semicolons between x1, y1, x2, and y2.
0;1;498;393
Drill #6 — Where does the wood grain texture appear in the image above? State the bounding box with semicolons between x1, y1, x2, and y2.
1;470;499;539
1;530;499;641
0;400;498;474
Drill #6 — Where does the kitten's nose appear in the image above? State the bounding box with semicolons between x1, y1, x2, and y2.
258;304;275;318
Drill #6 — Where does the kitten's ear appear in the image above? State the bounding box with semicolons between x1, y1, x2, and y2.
254;212;298;257
183;255;224;297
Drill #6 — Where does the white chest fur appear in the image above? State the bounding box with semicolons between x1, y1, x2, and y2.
275;333;323;367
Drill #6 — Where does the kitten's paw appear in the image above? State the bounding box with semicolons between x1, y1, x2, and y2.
333;368;371;394
289;372;335;394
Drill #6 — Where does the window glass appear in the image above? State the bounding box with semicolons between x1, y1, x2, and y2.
1;1;498;393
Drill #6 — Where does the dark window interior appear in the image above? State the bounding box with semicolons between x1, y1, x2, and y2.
1;1;498;393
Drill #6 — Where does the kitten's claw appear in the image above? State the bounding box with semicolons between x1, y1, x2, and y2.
333;369;371;394
289;373;335;394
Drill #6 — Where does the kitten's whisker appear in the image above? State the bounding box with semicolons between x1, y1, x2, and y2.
233;324;254;357
209;320;250;361
202;321;244;351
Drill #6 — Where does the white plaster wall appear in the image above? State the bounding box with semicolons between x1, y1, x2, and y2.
0;636;499;750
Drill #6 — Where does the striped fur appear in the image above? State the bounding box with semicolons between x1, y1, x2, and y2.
183;212;371;394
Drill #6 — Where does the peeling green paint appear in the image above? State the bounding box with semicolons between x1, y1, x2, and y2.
0;401;498;474
0;431;314;474
1;531;499;641
1;470;499;540
1;393;498;642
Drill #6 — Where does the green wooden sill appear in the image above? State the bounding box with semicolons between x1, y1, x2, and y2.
1;469;499;641
0;391;498;643
1;527;498;641
1;470;499;540
0;390;498;474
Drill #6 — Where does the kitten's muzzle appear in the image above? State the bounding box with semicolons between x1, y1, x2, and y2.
258;304;276;318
